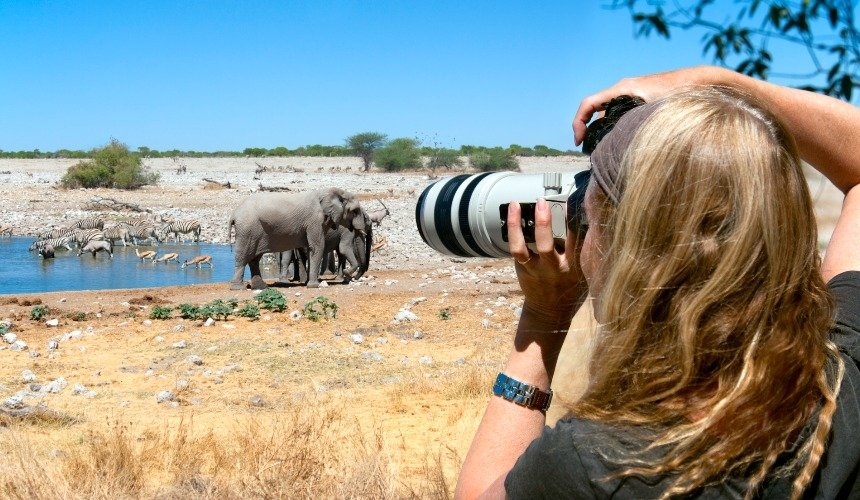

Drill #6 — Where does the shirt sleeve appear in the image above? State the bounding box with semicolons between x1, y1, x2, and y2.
828;271;860;362
505;421;597;499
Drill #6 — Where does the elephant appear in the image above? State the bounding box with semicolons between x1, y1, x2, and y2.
227;188;367;289
281;211;372;284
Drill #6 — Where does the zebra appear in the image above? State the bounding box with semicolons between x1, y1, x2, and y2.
123;224;161;246
39;226;75;240
159;220;201;243
72;229;105;248
102;225;131;247
29;236;74;252
70;218;104;230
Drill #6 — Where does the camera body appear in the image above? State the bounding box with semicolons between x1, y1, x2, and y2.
415;170;590;257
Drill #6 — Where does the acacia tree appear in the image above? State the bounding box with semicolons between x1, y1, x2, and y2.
346;132;387;171
611;0;859;100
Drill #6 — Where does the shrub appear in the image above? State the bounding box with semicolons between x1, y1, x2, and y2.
373;138;422;172
256;289;286;312
206;299;232;321
71;311;87;322
0;323;7;335
427;148;463;173
149;306;173;320
438;308;451;321
178;303;200;320
60;139;159;189
237;302;260;320
303;296;339;322
227;297;239;309
30;305;49;321
469;148;519;172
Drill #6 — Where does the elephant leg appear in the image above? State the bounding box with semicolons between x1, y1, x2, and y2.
306;246;323;288
339;237;360;279
230;258;247;290
249;255;267;289
297;248;309;283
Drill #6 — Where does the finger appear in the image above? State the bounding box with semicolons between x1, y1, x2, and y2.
572;92;611;145
534;198;556;257
507;202;530;263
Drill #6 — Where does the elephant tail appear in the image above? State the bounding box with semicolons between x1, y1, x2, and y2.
226;216;235;246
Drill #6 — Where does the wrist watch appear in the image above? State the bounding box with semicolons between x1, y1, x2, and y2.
493;372;553;412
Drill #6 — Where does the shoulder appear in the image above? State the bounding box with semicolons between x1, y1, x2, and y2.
505;417;670;499
828;271;860;361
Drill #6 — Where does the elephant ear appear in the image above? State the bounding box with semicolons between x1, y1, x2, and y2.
320;188;347;229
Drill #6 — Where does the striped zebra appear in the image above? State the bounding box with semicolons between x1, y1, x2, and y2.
123;224;161;246
39;226;75;240
102;225;131;247
29;236;74;252
70;218;104;230
159;220;202;243
72;229;106;248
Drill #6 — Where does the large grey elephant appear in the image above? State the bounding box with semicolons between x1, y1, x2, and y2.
282;210;372;283
227;188;367;289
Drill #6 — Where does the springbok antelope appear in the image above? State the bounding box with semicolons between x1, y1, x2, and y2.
135;248;157;261
181;255;213;268
157;252;179;263
0;225;12;236
367;200;390;227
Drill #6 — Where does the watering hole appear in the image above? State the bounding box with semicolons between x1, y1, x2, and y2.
0;238;285;294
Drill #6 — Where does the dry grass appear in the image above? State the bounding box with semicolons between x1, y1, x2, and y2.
0;399;461;499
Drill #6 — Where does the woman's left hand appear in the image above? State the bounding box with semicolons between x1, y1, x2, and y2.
507;198;588;331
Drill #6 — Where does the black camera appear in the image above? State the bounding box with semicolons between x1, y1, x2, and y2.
415;169;591;257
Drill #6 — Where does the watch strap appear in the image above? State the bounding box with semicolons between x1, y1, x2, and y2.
492;372;553;412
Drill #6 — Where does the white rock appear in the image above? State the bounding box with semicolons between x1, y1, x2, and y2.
154;336;165;343
41;377;67;394
350;333;365;344
3;332;17;344
62;330;82;341
419;356;433;366
393;309;419;323
413;331;425;340
204;318;215;327
10;340;27;351
45;319;59;327
484;308;494;316
155;390;175;403
319;281;329;288
142;319;153;326
47;340;59;350
21;370;36;382
289;310;302;320
481;318;491;328
172;340;187;349
187;354;203;365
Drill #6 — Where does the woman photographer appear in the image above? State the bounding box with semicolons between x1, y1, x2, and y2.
455;66;860;499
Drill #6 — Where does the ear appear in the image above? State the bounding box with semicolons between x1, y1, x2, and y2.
320;189;346;228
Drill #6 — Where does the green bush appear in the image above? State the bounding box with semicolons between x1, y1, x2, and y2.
206;299;232;321
427;148;463;172
60;139;159;189
237;302;260;320
303;296;339;322
438;308;451;320
71;311;87;322
30;305;49;321
178;303;200;320
469;148;519;172
149;306;173;320
373;138;422;172
0;323;7;335
256;288;286;312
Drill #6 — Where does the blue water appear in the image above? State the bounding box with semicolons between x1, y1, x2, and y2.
0;237;278;295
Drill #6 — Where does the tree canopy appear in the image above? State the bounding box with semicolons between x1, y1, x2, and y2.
345;132;388;171
611;0;859;100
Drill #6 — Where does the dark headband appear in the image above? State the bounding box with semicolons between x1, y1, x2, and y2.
589;101;662;204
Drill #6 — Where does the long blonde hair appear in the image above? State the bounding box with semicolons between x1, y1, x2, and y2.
573;88;844;498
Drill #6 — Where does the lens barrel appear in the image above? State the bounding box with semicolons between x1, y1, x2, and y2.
415;172;582;257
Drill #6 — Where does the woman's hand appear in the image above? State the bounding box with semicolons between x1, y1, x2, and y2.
572;65;727;146
507;199;588;331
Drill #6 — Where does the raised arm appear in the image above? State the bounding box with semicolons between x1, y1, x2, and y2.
573;65;860;281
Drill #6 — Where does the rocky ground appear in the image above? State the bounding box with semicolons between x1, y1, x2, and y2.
0;156;845;497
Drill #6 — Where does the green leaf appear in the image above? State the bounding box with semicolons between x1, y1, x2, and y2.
840;74;853;101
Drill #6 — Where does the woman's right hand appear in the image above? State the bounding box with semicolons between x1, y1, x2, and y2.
572;65;727;146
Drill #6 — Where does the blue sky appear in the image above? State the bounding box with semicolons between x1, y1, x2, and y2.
0;1;847;152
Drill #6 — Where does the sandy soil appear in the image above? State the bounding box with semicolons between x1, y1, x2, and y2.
0;156;846;496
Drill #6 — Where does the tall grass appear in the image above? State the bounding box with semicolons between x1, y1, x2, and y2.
0;402;457;499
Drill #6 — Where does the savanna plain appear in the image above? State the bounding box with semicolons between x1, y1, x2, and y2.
0;156;844;498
